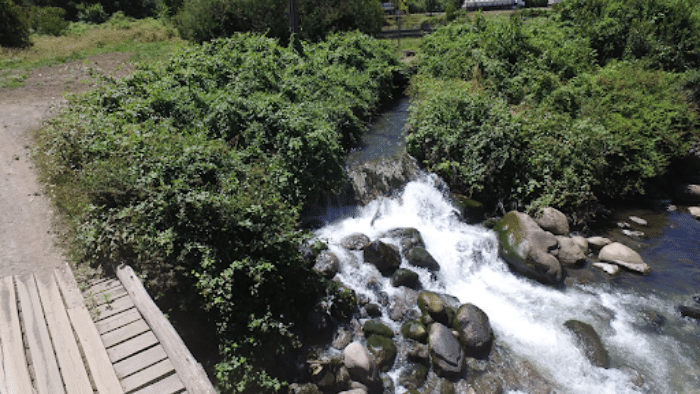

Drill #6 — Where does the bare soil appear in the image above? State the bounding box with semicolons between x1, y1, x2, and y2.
0;52;135;277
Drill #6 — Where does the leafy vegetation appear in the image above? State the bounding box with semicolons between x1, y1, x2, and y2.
409;6;700;222
1;0;32;48
36;32;406;392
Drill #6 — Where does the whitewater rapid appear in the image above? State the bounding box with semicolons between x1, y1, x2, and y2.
314;176;700;393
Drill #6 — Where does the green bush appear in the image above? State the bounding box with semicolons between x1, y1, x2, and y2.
30;6;68;35
76;2;108;24
0;0;31;48
410;12;699;220
38;32;405;392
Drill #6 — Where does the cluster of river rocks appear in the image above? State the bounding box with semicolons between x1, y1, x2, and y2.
294;205;658;394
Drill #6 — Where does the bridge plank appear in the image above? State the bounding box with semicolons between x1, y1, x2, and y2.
102;319;150;348
55;264;125;394
107;331;159;363
113;345;169;378
87;278;123;295
94;295;135;321
96;308;141;335
120;359;177;393
16;273;65;394
35;272;93;394
118;264;216;394
0;276;34;394
131;373;186;394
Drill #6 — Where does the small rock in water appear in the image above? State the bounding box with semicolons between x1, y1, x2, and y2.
591;262;620;275
629;216;648;226
341;233;371;250
689;206;700;220
617;222;630;229
365;303;382;317
641;310;666;331
693;294;700;304
564;319;610;368
587;236;611;252
679;305;700;321
599;242;650;274
667;204;678;212
622;229;645;239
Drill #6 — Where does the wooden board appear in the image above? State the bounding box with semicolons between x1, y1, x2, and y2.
35;272;94;394
120;359;177;393
113;345;168;379
54;264;125;394
87;278;123;295
16;272;66;394
92;286;129;307
107;331;159;363
131;373;186;394
95;308;142;335
117;265;216;394
94;295;135;321
0;276;34;394
102;319;150;348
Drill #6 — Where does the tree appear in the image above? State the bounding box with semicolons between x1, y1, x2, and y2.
1;0;31;48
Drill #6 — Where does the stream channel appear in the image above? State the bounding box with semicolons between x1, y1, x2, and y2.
305;97;700;393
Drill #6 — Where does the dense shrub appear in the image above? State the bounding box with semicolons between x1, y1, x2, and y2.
38;32;405;392
410;9;699;220
76;2;108;24
1;0;31;47
175;0;385;43
30;6;68;35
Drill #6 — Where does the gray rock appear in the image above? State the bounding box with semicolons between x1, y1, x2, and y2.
556;236;587;267
472;373;504;394
494;211;563;285
338;389;367;394
290;383;322;394
428;323;465;379
591;262;620;275
363;240;401;276
629;216;648;226
599;242;650;274
406;247;441;272
689;206;700;219
450;193;485;224
388;288;419;321
341;233;371;250
675;183;700;203
407;342;430;363
535;207;570;236
587;236;611;252
344;342;379;388
333;327;354;350
564;319;609;368
570;235;589;254
381;227;426;252
622;229;645;239
454;303;493;359
314;251;340;278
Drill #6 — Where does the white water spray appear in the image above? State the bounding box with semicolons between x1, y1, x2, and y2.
314;176;700;393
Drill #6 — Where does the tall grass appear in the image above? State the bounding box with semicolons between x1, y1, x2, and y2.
0;15;187;72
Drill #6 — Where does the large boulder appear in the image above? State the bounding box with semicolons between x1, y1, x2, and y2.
313;251;340;278
454;304;493;359
450;193;485;224
598;242;650;274
587;236;611;252
428;323;465;379
363;240;401;276
381;227;426;252
391;268;420;289
341;233;371;250
406;247;441;272
363;320;393;338
494;211;563;285
555;236;587;267
564;320;609;368
343;342;380;391
535;207;570;236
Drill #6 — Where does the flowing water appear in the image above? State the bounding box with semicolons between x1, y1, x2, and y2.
309;98;700;393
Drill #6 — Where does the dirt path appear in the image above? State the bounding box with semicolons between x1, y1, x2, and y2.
0;52;134;278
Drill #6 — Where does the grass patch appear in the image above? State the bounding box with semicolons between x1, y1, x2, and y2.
0;16;187;72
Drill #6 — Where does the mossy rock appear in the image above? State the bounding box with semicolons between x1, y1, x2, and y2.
402;319;428;343
418;291;450;325
363;320;394;338
399;363;429;390
406;247;441;272
451;193;485;224
564;319;609;368
391;268;420;288
366;334;398;372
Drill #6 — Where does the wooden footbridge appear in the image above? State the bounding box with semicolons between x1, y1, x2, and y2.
0;263;216;394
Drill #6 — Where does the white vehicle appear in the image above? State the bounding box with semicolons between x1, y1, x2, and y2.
462;0;525;10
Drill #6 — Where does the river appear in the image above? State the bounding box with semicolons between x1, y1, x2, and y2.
307;98;700;393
